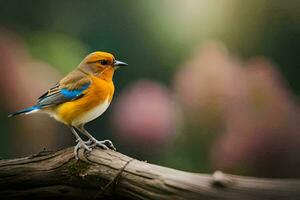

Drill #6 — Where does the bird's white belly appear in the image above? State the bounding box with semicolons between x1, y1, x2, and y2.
72;98;110;126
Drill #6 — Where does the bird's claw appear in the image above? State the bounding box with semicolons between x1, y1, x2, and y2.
84;139;93;146
74;139;92;160
88;139;116;151
100;140;116;151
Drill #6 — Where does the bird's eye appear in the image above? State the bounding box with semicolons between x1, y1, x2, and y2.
99;60;108;65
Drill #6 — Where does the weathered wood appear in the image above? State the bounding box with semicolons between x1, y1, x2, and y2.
0;147;299;200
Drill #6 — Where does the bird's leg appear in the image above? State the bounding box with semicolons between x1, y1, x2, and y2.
76;125;116;151
69;126;92;159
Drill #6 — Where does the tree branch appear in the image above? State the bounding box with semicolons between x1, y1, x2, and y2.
0;147;299;200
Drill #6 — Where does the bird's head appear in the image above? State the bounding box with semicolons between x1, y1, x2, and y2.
79;51;127;80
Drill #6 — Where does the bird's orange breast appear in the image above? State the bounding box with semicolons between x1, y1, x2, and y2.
56;75;114;125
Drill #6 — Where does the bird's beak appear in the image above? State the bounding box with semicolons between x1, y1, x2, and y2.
114;60;128;67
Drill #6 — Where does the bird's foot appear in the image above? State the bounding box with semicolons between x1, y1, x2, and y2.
86;139;116;151
74;139;92;160
85;139;93;146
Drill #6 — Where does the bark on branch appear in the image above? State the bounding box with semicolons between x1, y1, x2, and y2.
0;147;299;200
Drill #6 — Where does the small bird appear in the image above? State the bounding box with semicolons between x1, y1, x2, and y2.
9;51;127;159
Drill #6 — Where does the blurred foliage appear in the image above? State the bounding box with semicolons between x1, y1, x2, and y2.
0;0;299;178
26;32;88;73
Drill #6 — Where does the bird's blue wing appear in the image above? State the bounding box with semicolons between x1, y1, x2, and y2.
36;82;90;108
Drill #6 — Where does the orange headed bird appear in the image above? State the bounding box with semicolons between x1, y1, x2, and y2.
9;51;128;159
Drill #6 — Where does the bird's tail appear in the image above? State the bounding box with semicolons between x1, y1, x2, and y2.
8;106;40;117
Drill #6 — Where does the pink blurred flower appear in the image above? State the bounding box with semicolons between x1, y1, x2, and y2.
111;80;176;151
211;58;300;177
174;41;300;177
0;29;65;156
174;41;246;128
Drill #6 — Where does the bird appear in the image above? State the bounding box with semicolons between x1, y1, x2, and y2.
8;51;128;159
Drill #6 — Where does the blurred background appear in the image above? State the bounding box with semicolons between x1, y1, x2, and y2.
0;0;299;178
